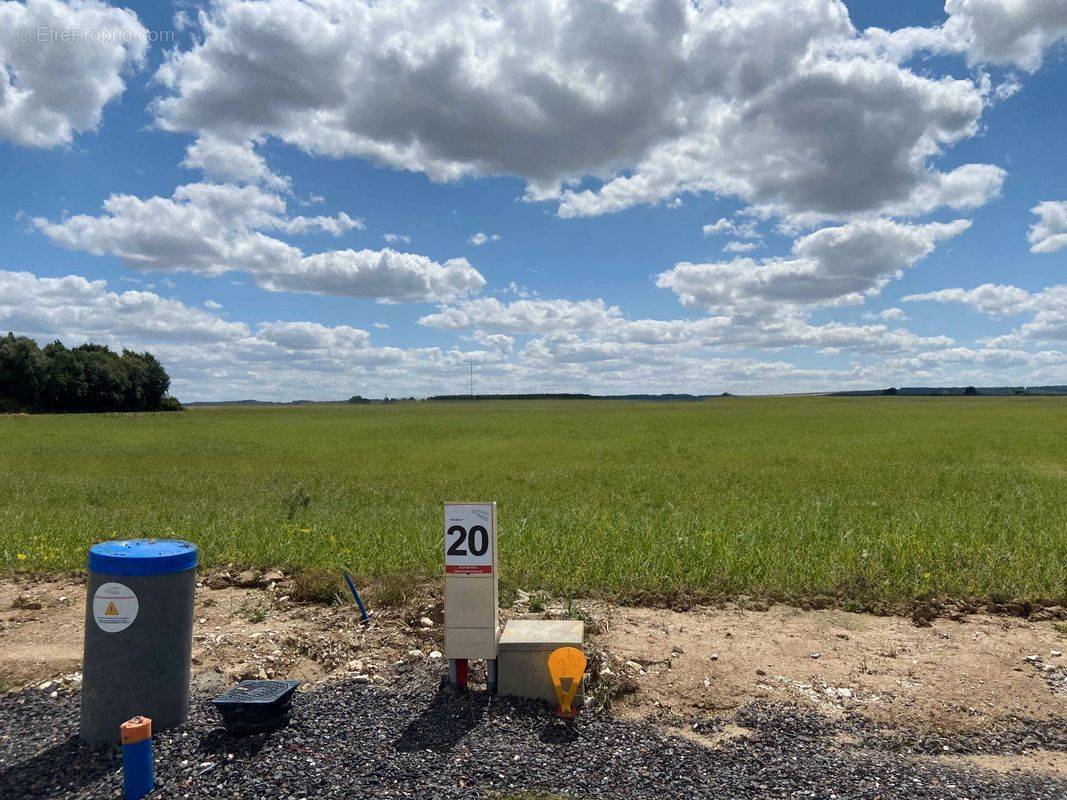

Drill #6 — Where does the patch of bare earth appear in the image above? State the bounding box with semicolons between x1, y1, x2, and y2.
2;576;1064;780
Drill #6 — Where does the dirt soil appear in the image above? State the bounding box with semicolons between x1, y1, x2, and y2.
2;574;1065;778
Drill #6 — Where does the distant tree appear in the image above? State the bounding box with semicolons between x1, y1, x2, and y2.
0;334;45;412
119;350;170;411
73;344;129;412
884;387;899;395
963;386;978;395
0;333;180;413
40;340;86;412
347;395;372;404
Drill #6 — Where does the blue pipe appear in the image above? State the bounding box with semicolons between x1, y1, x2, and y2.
122;737;153;799
341;570;370;624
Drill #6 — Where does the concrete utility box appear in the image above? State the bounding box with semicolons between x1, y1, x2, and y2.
443;502;498;660
497;619;585;706
81;539;198;745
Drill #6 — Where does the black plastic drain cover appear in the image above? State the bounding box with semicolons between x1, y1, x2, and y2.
211;679;300;735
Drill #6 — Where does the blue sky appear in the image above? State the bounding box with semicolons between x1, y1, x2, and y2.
1;0;1065;400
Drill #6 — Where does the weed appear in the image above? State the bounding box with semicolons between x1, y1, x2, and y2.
371;571;420;608
237;598;268;623
291;568;342;604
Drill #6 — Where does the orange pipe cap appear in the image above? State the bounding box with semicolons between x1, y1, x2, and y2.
120;716;152;745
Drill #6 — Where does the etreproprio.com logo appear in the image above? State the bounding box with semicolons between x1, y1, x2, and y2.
15;26;174;44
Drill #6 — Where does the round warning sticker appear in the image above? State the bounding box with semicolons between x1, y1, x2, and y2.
93;582;138;633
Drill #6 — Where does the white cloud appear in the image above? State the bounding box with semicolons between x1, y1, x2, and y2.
181;134;290;191
904;283;1067;344
13;268;1041;402
272;211;363;237
0;269;248;342
657;218;970;314
150;0;1005;224
203;299;222;310
863;0;1067;72
1028;200;1067;253
421;293;953;356
863;307;907;322
383;233;411;245
942;0;1067;72
34;182;298;276
468;232;501;246
723;241;759;254
703;218;761;239
903;283;1035;316
420;297;621;334
255;249;486;303
0;0;147;147
256;320;370;350
34;182;484;303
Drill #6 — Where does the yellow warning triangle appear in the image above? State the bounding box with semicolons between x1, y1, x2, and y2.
105;601;119;616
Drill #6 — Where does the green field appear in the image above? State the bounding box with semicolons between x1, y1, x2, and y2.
1;398;1065;607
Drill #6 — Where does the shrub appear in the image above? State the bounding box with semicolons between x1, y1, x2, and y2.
160;396;184;412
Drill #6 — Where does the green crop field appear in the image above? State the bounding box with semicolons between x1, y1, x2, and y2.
1;398;1065;607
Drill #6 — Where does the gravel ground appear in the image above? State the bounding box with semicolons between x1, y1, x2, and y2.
1;664;1064;799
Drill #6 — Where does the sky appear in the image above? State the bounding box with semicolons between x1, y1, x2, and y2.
1;0;1066;401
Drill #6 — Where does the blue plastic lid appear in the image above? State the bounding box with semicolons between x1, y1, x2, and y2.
88;539;199;577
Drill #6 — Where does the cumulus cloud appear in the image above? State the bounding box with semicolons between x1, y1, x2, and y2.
903;283;1036;316
468;232;501;246
1028;201;1067;253
420;297;622;333
657;219;970;314
863;307;907;322
256;320;370;350
17;267;1050;402
905;283;1067;344
148;0;1007;224
0;269;248;342
723;241;759;254
383;233;411;245
941;0;1067;71
703;218;761;239
181;134;290;191
420;294;953;356
255;249;486;303
33;182;484;302
0;0;147;147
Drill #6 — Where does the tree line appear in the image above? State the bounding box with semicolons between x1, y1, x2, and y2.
0;333;182;414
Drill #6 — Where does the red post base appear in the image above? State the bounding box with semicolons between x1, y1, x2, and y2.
450;658;469;689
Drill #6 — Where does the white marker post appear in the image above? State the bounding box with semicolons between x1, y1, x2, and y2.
443;502;498;690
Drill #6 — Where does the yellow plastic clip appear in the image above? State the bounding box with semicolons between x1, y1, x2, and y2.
547;646;587;718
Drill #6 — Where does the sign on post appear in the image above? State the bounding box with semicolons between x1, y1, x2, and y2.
443;502;499;662
445;504;494;575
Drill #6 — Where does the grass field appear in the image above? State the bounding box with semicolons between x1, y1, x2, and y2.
1;398;1065;607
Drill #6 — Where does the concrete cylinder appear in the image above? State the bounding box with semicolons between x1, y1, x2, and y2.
80;540;198;745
